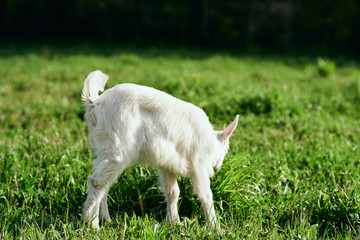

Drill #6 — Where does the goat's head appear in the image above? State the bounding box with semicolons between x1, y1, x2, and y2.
213;115;239;170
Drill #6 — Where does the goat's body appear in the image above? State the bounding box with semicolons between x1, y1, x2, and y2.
82;71;238;230
86;84;221;177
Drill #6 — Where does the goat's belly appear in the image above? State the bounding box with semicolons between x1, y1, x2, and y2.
138;140;190;176
153;157;189;176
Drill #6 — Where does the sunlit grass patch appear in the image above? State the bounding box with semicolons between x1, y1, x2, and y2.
0;44;359;239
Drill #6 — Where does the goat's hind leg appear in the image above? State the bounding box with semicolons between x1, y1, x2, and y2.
83;159;126;229
99;190;111;223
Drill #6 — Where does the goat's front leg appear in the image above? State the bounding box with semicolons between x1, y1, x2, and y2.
192;171;219;229
158;169;180;223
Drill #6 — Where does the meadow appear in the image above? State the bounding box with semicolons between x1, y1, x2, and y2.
0;44;359;239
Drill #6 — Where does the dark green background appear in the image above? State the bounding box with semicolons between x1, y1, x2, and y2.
1;0;359;53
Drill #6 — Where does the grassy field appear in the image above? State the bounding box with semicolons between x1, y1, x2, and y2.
0;44;359;239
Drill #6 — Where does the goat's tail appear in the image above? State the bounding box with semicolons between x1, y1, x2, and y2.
81;70;109;103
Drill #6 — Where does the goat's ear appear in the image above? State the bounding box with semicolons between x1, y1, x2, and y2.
218;115;239;142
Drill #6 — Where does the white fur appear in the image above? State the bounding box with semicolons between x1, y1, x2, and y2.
82;70;238;229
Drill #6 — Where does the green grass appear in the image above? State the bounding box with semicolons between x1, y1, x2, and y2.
0;43;360;239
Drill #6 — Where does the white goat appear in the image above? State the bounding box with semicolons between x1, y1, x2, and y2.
81;70;238;229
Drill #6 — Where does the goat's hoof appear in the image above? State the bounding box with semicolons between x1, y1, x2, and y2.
86;222;100;231
216;228;226;236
